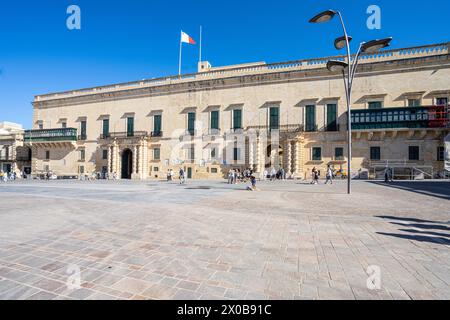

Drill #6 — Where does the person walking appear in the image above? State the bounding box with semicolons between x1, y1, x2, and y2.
179;168;186;184
270;167;276;181
325;165;333;185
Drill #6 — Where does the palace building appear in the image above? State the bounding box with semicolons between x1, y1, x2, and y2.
17;42;450;180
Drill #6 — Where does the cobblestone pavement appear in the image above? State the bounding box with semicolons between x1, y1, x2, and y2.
0;179;449;300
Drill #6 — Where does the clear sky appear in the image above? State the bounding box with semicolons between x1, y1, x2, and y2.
1;0;449;128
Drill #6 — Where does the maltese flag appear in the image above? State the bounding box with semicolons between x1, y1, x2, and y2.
181;31;196;45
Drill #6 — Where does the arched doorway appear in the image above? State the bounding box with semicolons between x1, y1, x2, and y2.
121;149;132;179
266;144;283;169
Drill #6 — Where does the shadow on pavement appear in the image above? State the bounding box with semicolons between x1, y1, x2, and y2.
375;215;440;224
376;215;450;246
377;232;450;245
399;229;450;238
368;181;450;200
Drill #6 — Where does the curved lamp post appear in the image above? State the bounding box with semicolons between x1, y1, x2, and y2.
310;9;392;194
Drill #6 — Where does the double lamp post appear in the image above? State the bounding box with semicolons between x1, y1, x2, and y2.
309;9;392;194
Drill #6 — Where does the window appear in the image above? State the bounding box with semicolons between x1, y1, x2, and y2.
370;147;381;160
335;147;344;160
79;166;84;174
211;168;218;173
210;111;219;130
79;149;85;161
233;109;242;130
437;146;444;161
408;99;421;107
44;165;49;172
312;147;322;161
436;97;448;106
368;101;382;109
38;123;44;130
45;150;50;160
305;105;316;132
153;115;162;135
61;122;67;128
102;119;109;137
188;112;196;135
269;107;279;130
153;167;159;172
409;146;420;161
80;120;87;140
153;148;160;161
210;148;217;159
126;117;134;137
233;147;240;161
102;149;108;160
188;146;195;160
326;104;337;131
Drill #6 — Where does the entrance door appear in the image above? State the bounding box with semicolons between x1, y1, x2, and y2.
187;167;192;179
121;149;132;179
2;164;11;173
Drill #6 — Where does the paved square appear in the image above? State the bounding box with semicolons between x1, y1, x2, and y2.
0;179;449;300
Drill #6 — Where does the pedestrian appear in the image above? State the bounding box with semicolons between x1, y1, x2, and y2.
263;169;268;181
310;167;316;184
325;165;333;184
384;167;389;183
179;168;186;184
270;167;276;181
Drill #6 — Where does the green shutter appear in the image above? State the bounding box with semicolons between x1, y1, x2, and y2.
102;119;109;136
154;115;162;133
127;117;134;136
188;113;196;134
305;105;316;131
326;104;337;131
81;121;87;136
233;109;242;129
269;107;279;129
211;111;219;130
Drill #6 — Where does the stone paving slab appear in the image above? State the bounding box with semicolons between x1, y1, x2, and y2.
0;179;449;300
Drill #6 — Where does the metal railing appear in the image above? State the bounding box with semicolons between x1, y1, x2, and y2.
107;131;148;138
24;128;77;142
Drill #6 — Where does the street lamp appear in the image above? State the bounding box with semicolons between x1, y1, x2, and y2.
310;9;392;194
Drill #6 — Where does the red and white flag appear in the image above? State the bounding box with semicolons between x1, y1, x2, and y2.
181;31;196;45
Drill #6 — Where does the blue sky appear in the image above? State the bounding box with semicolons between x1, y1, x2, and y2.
0;0;449;128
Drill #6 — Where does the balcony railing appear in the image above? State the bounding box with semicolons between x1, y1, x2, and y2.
150;131;163;137
24;128;77;142
246;124;304;133
350;105;449;130
106;131;149;138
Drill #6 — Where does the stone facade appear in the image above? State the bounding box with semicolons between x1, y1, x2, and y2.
28;42;450;179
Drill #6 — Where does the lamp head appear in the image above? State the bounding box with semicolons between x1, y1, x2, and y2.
361;37;393;53
326;60;349;72
334;36;353;50
309;10;337;23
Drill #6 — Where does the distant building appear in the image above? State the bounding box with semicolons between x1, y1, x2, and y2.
0;122;31;174
26;42;450;179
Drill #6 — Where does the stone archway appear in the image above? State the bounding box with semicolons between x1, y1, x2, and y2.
121;148;133;179
266;144;283;169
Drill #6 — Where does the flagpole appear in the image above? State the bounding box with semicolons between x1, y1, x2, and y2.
199;26;202;63
179;31;182;77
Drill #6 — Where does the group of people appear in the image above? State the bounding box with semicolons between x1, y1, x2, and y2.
262;167;287;181
166;168;186;184
310;165;334;185
227;168;254;184
0;170;16;182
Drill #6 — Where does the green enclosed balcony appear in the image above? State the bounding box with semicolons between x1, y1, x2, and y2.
350;106;449;130
24;128;78;142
